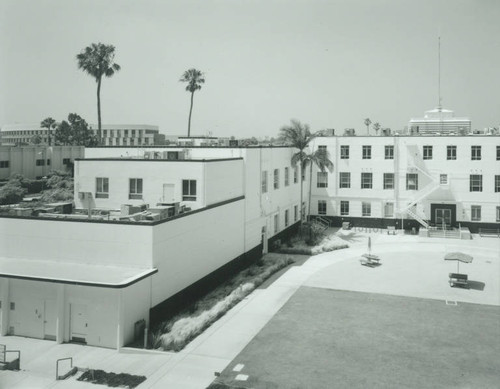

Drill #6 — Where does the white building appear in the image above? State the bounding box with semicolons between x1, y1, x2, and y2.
408;107;471;135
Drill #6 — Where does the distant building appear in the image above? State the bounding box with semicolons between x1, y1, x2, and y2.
408;107;471;135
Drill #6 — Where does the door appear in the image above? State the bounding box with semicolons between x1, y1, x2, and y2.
261;226;268;254
435;209;452;228
43;300;57;340
70;304;88;343
162;184;175;203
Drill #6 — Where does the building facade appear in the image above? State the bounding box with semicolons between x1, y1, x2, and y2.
408;107;471;135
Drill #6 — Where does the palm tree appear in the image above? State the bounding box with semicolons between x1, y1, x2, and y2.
180;68;205;137
364;118;372;135
373;122;381;136
76;43;121;140
306;148;333;220
40;117;56;146
279;119;316;223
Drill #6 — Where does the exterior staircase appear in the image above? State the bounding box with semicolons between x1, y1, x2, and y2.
311;215;330;233
406;206;429;229
428;228;461;239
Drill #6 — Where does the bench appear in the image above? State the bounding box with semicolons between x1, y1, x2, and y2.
387;226;396;235
342;221;352;230
449;273;468;287
360;254;381;266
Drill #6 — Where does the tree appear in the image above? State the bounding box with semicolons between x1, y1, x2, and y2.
31;134;42;145
364;118;372;136
76;43;121;140
0;175;27;205
305;148;333;220
40;117;56;146
54;113;98;146
279;119;316;223
180;68;205;137
373;122;381;136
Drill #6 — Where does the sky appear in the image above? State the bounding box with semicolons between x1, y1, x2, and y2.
1;0;499;138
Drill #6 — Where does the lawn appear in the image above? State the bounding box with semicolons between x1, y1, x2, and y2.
209;287;500;389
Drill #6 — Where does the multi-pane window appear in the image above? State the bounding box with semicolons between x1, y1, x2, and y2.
471;145;481;160
440;174;448;185
496;206;500;222
36;159;45;166
318;145;327;151
362;202;371;217
95;177;109;198
385;145;394;159
361;173;373;189
261;171;268;193
129;178;143;199
340;201;349;216
471;205;481;221
318;200;327;215
383;173;394;189
340;145;349;159
294;166;298;183
497;146;500;161
384;202;394;217
495;175;500;192
423;145;433;160
285;209;289;227
273;169;279;189
294;205;298;221
339;172;350;188
63;158;71;165
274;214;279;233
362;145;372;159
447;145;457;160
0;161;9;168
406;173;418;190
284;167;290;187
317;172;328;188
469;175;482;192
182;179;197;201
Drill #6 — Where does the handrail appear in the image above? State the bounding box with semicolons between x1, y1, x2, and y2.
56;357;73;380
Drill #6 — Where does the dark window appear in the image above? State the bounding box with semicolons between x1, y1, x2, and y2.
285;209;289;227
362;202;371;217
63;158;71;165
495;175;500;193
361;173;373;189
340;201;349;216
285;167;290;186
385;145;394;159
362;145;371;159
383;173;394;189
317;172;328;188
36;159;45;166
497;146;500;161
318;200;326;215
339;172;350;188
293;166;298;183
0;161;9;168
274;169;279;189
261;171;268;193
182;179;197;201
406;173;418;190
447;145;457;160
340;145;349;159
96;177;109;198
471;205;481;221
423;146;433;160
471;146;481;160
129;178;143;199
469;175;482;192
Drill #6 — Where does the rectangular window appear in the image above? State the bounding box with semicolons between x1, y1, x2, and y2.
469;175;483;192
423;145;433;160
0;161;9;168
495;175;500;192
285;209;289;227
361;173;373;189
339;172;350;188
497;146;500;161
261;171;268;193
110;130;114;138
362;202;371;217
362;145;372;159
294;205;298;221
383;173;394;189
10;302;15;310
36;159;45;166
318;145;327;151
384;202;394;217
496;206;500;222
317;172;328;188
406;173;418;190
285;167;290;187
62;158;71;165
340;145;349;159
95;177;109;198
318;200;326;215
471;205;481;221
274;214;279;233
447;145;457;160
440;174;448;185
471;145;481;160
340;201;349;216
274;169;279;189
385;145;394;159
293;166;298;183
47;159;51;166
129;178;143;199
182;179;197;201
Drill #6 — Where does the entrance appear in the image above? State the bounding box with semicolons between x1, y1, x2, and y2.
43;300;57;340
430;204;456;228
261;226;268;254
162;184;175;203
70;304;88;343
435;209;452;227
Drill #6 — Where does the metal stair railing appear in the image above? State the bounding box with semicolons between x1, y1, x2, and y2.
406;207;429;229
400;182;440;214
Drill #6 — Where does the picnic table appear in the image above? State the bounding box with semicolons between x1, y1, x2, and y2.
449;273;468;287
360;253;381;266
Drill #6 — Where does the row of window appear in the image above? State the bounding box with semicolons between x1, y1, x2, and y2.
99;129;146;138
470;175;500;192
95;178;197;201
273;204;301;233
104;138;150;146
262;167;299;193
335;145;500;161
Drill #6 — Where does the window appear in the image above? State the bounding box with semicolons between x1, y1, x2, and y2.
273;169;279;189
361;173;373;189
285;209;289;227
469;175;482;192
318;200;326;215
471;146;481;160
340;145;349;159
0;161;9;168
294;205;298;221
362;145;371;159
340;201;349;216
318;145;327;151
293;166;298;183
406;173;418;190
317;172;328;188
383;173;394;189
423;145;433;160
384;202;394;217
496;206;500;222
385;145;394;159
129;178;143;199
362;202;371;217
182;179;197;201
274;214;279;233
95;177;109;198
63;158;71;165
285;167;290;186
10;302;15;310
497;146;500;161
261;171;268;193
471;205;481;221
440;174;448;185
339;172;350;188
36;159;45;166
447;145;457;160
495;175;500;192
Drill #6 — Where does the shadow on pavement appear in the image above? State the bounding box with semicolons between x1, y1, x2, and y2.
467;280;485;291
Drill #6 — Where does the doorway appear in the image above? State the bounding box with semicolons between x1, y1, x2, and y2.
162;184;175;203
43;300;57;340
70;304;88;343
430;204;456;228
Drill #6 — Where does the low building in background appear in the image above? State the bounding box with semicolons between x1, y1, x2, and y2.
408;107;471;135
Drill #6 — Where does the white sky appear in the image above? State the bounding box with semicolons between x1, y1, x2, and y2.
1;0;499;138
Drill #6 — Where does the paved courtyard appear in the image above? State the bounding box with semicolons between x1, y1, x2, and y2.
1;232;499;388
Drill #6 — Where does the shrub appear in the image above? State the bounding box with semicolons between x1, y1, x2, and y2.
0;182;26;205
77;369;146;388
322;242;349;252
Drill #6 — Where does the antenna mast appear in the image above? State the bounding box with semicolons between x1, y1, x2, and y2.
438;36;442;111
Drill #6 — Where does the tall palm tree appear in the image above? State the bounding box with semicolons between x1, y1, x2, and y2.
76;43;121;140
373;122;381;136
279;119;315;223
306;148;333;219
180;68;205;137
364;118;372;135
40;117;56;146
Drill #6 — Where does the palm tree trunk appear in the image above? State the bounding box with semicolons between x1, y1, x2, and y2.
47;127;51;146
300;160;304;224
308;162;313;222
97;77;102;140
187;91;194;137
